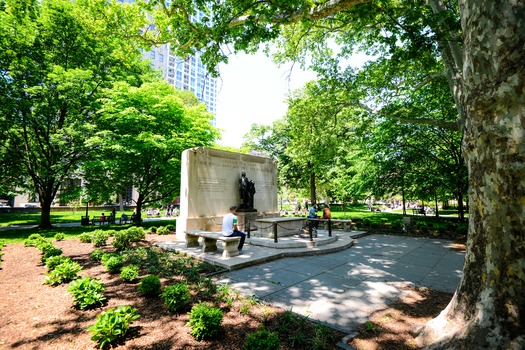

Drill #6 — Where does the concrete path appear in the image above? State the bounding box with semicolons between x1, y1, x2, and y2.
212;234;465;332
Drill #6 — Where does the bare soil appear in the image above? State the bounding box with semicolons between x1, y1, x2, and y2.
0;235;463;350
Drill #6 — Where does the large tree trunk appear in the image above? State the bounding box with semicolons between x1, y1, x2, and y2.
416;1;525;348
309;171;317;204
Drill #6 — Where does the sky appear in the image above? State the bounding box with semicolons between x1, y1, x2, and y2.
214;52;317;148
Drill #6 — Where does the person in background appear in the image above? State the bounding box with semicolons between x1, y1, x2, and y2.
322;205;332;220
307;204;319;232
222;205;246;252
100;213;106;223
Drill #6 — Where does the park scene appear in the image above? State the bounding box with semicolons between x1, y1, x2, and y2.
0;1;523;350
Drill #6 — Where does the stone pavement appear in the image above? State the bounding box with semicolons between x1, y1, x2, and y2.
158;232;465;334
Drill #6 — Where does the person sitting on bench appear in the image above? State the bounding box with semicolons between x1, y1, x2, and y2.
222;205;246;252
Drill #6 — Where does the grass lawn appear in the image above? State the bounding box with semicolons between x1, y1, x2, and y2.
0;210;176;244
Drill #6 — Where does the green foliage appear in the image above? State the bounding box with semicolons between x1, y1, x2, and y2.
187;303;224;340
54;233;66;241
79;232;93;243
165;224;175;231
41;247;63;264
391;221;402;230
161;283;191;312
45;255;72;270
125;227;146;242
120;264;140;282
103;256;124;274
92;230;110;247
24;234;47;247
156;226;170;235
244;326;281;350
44;260;82;285
87;305;140;349
112;231;132;251
90;249;105;261
68;276;106;310
310;325;335;350
149;226;157;233
138;275;161;297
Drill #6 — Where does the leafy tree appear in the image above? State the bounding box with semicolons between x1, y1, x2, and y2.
0;0;150;228
89;80;218;225
127;0;525;348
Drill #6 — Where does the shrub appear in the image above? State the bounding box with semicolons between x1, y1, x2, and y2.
391;221;402;231
90;249;105;261
149;226;157;233
92;230;110;247
54;233;66;241
37;241;56;253
68;276;106;310
44;260;82;285
120;264;140;282
112;231;132;251
138;275;161;297
79;232;92;243
244;326;281;350
157;226;170;235
187;303;224;340
161;283;190;312
103;256;124;274
24;234;46;247
41;247;63;264
165;224;175;231
87;305;140;348
126;227;146;242
45;255;72;270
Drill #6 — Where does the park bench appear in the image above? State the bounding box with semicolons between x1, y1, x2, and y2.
91;215;114;225
411;208;426;215
184;230;241;258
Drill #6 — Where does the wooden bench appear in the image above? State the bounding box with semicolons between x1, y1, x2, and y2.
184;230;241;258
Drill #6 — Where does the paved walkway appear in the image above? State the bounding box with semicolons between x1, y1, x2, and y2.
159;232;465;334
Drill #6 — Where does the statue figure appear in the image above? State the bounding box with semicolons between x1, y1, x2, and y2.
239;172;256;210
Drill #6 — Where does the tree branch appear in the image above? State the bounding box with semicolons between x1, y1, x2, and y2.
229;0;372;27
392;116;459;131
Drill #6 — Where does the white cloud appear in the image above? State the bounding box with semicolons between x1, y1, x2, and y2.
215;51;316;148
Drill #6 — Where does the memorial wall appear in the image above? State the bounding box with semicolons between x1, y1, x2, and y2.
176;147;278;235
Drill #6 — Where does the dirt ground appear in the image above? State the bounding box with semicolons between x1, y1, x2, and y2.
0;234;463;350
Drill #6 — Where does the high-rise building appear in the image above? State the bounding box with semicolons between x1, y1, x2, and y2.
148;45;218;122
117;0;218;123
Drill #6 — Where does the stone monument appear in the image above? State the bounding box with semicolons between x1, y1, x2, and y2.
176;147;279;236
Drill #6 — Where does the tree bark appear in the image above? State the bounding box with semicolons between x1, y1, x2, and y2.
416;1;525;348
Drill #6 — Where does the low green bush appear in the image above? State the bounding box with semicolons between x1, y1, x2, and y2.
244;326;281;350
112;231;132;251
87;305;140;348
90;249;105;261
391;221;402;230
126;227;146;242
120;264;140;282
92;230;110;247
165;224;175;231
41;247;63;264
24;234;47;247
44;260;82;285
54;233;66;241
149;226;158;233
68;276;106;310
45;255;72;270
138;275;161;296
79;232;92;243
157;226;170;235
187;302;224;340
103;255;124;274
161;283;190;312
